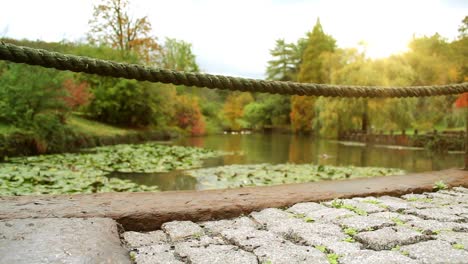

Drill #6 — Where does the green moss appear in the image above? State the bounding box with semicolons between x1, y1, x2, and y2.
344;227;358;236
362;199;381;205
391;217;405;226
327;253;340;264
453;243;464;250
407;197;433;203
342;236;356;243
315;245;327;253
331;200;367;216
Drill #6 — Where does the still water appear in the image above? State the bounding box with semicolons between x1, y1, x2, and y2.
115;133;464;191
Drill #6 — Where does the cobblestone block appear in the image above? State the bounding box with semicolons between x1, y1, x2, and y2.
299;207;357;223
326;198;387;214
287;202;328;215
406;219;468;233
436;231;468;250
322;241;363;256
337;215;395;232
161;221;204;241
254;242;328;264
355;226;430;250
401;240;468;264
369;211;420;222
201;216;258;235
132;244;182;264
453;186;468;194
405;208;466;222
123;230;167;248
340;250;419;264
175;243;257;264
220;228;284;251
374;196;411;212
427;192;468;205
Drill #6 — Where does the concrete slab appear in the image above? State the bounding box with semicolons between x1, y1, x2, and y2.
0;218;130;264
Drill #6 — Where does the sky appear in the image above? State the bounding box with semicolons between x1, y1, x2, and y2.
0;0;467;79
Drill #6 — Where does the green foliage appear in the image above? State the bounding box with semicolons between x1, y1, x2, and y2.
343;227;358;236
315;245;327;253
186;164;403;189
298;18;336;83
244;94;291;129
0;63;75;152
0;143;220;196
327;253;340;264
433;180;448;191
159;38;199;72
266;39;305;81
342;236;355;243
87;79;165;127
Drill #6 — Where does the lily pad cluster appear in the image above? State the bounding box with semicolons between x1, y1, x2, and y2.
0;143;219;196
186;164;405;190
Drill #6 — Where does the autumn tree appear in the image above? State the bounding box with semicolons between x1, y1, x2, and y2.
291;18;336;133
174;95;205;136
222;92;254;130
88;0;158;63
62;79;93;110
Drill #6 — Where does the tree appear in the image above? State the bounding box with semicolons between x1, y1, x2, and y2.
291;18;336;134
174;95;205;136
458;15;468;38
159;38;199;72
222;92;253;130
88;0;158;62
244;94;291;129
298;18;336;83
266;39;305;81
0;63;72;152
62;79;93;110
87;79;165;127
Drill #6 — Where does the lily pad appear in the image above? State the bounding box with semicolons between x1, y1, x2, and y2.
186;163;405;190
0;143;220;196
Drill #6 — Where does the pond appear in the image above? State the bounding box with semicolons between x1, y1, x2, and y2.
115;133;464;191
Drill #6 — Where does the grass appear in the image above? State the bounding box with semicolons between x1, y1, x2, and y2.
0;115;134;137
67;115;133;136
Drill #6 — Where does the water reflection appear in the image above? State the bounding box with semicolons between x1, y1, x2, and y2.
175;133;463;172
114;133;464;191
111;171;197;191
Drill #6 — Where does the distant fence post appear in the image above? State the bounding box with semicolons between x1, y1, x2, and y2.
465;110;468;170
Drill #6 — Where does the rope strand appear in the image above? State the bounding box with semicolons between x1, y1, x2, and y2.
0;41;467;98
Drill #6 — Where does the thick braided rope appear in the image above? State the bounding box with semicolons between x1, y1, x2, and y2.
0;41;467;98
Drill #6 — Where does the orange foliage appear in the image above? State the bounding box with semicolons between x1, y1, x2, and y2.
222;92;253;130
62;79;93;109
89;0;159;63
455;93;468;108
174;95;205;136
290;95;315;133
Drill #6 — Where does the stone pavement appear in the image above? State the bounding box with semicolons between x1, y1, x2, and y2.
1;187;468;264
123;187;468;264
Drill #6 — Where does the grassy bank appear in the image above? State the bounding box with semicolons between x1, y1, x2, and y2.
0;114;180;160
